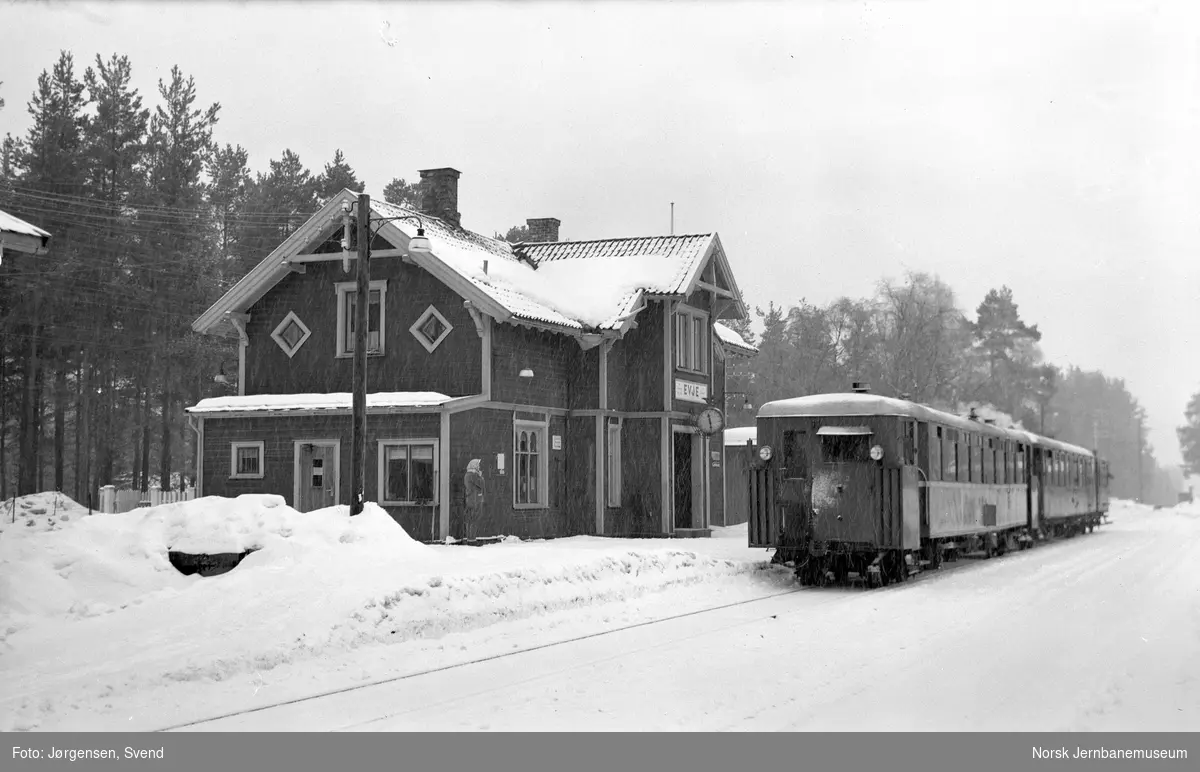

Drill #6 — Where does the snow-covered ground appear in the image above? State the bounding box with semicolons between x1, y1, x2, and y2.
2;494;1197;732
0;493;789;731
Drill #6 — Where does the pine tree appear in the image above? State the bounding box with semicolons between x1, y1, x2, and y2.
1179;389;1200;476
315;148;362;201
144;64;220;491
383;176;419;207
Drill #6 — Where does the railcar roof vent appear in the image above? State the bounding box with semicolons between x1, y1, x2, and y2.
851;382;870;393
968;407;979;421
984;418;996;425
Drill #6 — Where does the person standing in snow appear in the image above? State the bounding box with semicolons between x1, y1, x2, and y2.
464;458;484;542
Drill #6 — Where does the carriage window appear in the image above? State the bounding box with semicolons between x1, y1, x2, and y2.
945;431;958;482
982;440;992;484
931;427;942;481
782;430;808;478
1016;444;1025;480
820;435;870;463
970;435;982;482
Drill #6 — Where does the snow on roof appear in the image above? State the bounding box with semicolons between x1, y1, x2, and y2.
0;208;51;240
714;322;757;355
724;426;757;446
758;392;1096;456
194;189;743;340
376;199;716;330
186;392;454;415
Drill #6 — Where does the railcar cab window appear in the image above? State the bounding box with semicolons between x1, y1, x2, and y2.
817;427;872;463
782;430;809;478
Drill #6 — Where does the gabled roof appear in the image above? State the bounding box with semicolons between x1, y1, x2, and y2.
0;208;52;257
192;188;749;341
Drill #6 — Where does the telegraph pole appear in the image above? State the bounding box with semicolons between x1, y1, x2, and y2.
351;193;370;515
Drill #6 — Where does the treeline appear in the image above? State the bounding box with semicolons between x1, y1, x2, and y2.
723;272;1182;506
0;51;421;503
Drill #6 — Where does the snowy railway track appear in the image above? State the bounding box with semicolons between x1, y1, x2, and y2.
158;528;1111;732
155;584;813;732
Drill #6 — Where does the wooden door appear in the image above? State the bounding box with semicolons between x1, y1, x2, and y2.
296;442;337;512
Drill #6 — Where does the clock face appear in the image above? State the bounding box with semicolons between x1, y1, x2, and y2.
697;407;724;435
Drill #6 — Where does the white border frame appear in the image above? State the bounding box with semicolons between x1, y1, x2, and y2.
513;417;550;510
377;438;441;506
270;310;312;358
335;279;388;358
229;440;265;479
292;439;341;511
409;305;454;353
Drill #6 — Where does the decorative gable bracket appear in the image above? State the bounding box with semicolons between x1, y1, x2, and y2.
462;300;487;338
225;311;250;345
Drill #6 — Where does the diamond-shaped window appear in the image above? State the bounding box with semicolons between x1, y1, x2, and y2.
271;311;312;358
409;305;453;353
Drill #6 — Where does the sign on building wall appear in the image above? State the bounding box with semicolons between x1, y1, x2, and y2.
552;435;562;451
674;379;709;403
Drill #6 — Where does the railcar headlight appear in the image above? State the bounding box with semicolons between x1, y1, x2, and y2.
758;445;773;462
869;444;884;461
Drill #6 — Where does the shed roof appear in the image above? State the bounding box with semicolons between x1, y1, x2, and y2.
0;208;52;257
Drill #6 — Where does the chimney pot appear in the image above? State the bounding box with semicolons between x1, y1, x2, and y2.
526;217;561;243
418;168;462;228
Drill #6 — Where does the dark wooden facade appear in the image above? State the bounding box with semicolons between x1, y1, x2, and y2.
190;187;755;542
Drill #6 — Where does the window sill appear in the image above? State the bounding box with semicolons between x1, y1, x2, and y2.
229;474;265;480
335;351;385;359
513;503;548;511
381;501;438;507
675;367;708;377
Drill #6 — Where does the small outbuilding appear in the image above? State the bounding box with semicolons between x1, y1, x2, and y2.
719;425;757;526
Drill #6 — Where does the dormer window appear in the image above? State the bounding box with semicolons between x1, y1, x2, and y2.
335;280;387;358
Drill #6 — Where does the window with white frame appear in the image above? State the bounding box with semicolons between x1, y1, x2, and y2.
378;439;438;505
606;419;622;507
335;279;387;357
673;305;708;373
230;441;264;479
271;310;312;358
514;420;548;507
409;305;454;353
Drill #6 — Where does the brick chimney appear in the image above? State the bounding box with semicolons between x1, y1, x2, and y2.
418;168;461;228
526;218;561;243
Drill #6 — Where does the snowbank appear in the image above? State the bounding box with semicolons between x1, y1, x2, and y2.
1;494;784;731
0;494;431;630
0;491;92;535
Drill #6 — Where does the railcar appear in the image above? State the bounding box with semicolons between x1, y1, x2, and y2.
745;387;1110;587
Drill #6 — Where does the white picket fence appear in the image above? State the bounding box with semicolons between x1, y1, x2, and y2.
99;485;196;514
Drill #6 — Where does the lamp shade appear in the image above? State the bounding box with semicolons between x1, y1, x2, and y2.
408;229;432;254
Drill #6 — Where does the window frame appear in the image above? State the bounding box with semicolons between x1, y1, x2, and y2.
606;418;622;508
335;279;388;358
229;441;265;480
673;304;709;374
409;304;454;354
513;419;549;509
377;438;440;506
271;310;312;358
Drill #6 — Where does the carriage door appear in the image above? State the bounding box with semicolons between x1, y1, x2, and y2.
899;420;921;550
296;441;339;512
1029;446;1042;530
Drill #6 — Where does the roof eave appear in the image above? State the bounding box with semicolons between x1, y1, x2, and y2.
192;189;363;335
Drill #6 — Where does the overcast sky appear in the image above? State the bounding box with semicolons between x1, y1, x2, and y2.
2;0;1197;466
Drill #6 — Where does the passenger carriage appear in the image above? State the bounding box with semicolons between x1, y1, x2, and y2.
746;387;1110;587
